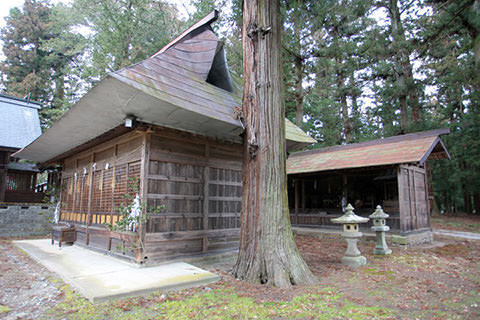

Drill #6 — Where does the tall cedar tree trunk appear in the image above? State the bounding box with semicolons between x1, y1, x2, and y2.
294;55;304;126
293;20;304;126
474;193;480;214
335;56;351;143
233;0;316;287
461;160;472;213
389;0;421;130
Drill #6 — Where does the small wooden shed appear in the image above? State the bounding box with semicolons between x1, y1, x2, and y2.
0;93;43;203
15;11;315;263
286;129;450;243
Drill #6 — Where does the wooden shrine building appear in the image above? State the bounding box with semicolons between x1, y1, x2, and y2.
0;93;43;203
15;11;315;263
286;129;450;244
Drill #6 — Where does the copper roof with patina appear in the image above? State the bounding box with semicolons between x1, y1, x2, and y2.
287;129;450;175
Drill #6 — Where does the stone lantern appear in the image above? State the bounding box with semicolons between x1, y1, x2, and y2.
331;204;369;267
369;205;392;255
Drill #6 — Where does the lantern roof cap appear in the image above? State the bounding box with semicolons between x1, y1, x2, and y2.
369;205;389;219
331;204;369;224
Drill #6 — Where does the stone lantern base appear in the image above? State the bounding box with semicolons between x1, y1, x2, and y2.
371;225;392;255
341;231;367;267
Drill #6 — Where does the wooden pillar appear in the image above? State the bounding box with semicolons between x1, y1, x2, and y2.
32;172;37;191
294;178;300;225
0;151;9;202
86;154;95;245
202;144;210;252
301;179;306;211
72;161;78;216
342;174;348;210
110;144;117;231
138;132;150;262
98;165;104;224
408;166;417;231
397;166;407;233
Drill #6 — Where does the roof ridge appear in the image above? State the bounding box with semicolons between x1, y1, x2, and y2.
151;10;218;58
290;128;450;158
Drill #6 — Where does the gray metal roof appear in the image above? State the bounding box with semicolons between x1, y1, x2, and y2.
7;161;39;172
0;93;42;150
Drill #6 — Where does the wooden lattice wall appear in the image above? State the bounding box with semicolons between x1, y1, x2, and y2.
59;131;143;259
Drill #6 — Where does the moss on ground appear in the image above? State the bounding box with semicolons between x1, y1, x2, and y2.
0;304;11;314
42;285;393;320
431;217;480;233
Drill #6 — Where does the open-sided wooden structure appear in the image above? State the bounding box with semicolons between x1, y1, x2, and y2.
15;11;315;263
0;93;43;203
287;129;450;239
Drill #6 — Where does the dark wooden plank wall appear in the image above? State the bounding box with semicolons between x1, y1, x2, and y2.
144;130;242;262
397;165;430;233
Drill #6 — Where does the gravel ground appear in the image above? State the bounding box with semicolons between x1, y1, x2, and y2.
0;240;61;320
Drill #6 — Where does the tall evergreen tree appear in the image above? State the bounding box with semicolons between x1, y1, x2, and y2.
233;0;315;286
301;0;374;145
419;0;480;213
73;0;183;83
1;0;85;128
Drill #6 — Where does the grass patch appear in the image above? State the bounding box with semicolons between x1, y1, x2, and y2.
431;217;480;233
42;285;393;320
0;304;11;314
390;253;429;268
431;243;471;257
362;268;394;279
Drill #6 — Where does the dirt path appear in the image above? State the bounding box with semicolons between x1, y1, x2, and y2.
0;240;61;320
434;229;480;240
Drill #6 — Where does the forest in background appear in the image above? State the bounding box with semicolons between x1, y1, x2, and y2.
1;0;479;214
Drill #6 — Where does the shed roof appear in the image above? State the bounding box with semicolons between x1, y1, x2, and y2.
287;128;451;175
15;11;314;164
8;162;39;172
0;93;42;150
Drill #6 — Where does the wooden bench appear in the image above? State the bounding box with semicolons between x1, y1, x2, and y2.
51;224;76;247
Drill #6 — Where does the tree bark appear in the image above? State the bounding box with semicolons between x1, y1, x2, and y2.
389;0;421;130
233;0;316;287
294;55;304;126
463;191;472;214
473;193;480;214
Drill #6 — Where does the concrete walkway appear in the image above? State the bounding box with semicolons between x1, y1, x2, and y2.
14;239;220;303
433;229;480;240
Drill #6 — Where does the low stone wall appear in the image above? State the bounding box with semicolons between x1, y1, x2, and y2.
395;229;434;246
0;203;54;237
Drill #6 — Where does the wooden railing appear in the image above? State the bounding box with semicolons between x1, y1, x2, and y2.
4;191;46;203
290;210;401;231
